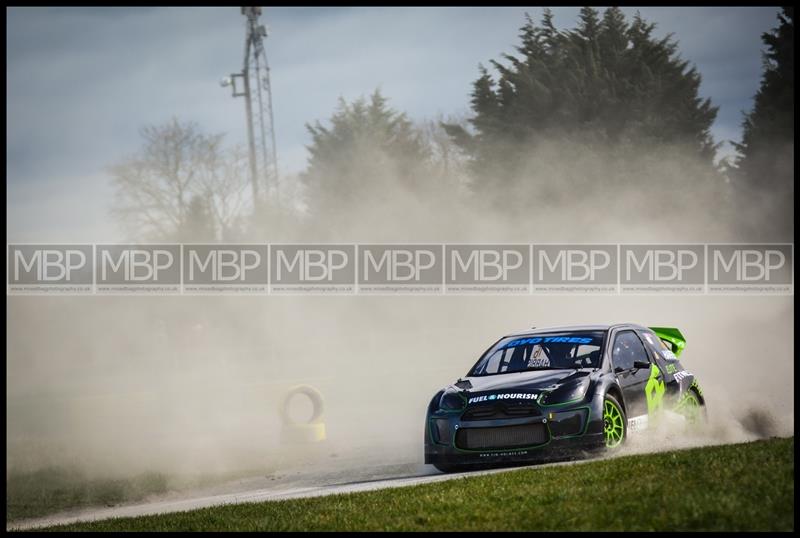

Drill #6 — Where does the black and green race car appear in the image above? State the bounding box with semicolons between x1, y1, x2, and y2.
424;323;705;472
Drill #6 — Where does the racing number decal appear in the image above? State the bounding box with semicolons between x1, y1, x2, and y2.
644;364;665;415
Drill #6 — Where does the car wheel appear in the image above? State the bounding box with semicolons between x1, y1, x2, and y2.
676;388;707;427
603;394;627;449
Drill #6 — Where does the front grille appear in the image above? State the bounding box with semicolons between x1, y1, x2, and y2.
461;404;541;421
455;423;548;450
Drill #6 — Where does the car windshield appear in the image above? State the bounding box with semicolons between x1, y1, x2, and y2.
468;331;606;376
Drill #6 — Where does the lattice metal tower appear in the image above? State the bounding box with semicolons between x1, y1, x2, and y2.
222;7;279;207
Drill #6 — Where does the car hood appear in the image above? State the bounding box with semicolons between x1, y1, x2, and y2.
448;369;592;399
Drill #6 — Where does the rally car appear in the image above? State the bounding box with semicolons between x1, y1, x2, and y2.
424;323;705;472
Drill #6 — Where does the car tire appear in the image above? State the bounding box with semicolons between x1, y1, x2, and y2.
677;388;707;427
603;393;627;449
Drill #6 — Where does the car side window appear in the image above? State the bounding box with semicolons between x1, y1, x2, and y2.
484;350;502;374
612;331;649;371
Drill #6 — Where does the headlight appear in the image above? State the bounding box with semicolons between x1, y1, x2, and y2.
439;390;466;411
540;378;591;405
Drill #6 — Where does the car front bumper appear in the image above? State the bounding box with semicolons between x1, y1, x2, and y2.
424;393;606;466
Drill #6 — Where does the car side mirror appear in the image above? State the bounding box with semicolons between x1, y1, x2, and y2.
633;360;650;370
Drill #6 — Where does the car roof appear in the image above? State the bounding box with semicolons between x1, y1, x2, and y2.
505;323;648;337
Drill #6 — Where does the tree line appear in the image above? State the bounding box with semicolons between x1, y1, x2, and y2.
110;7;794;241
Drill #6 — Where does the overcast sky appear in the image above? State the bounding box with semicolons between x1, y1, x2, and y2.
6;6;781;241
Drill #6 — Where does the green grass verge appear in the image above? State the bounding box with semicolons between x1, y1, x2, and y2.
23;437;796;531
6;468;169;522
6;466;271;522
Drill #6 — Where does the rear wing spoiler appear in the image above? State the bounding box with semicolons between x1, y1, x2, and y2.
649;327;686;357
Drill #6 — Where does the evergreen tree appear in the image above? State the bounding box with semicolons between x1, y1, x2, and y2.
302;90;430;222
734;7;794;194
447;7;720;199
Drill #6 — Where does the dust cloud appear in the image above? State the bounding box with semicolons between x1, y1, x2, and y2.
6;140;793;502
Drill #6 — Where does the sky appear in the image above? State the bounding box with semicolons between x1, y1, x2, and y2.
6;6;782;242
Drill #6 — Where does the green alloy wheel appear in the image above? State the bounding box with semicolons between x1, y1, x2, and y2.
676;389;706;427
603;395;626;448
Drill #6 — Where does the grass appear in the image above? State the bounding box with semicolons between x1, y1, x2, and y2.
6;467;169;522
6;465;271;523
18;437;793;531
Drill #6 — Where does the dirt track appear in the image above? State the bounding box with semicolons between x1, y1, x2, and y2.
7;458;579;531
